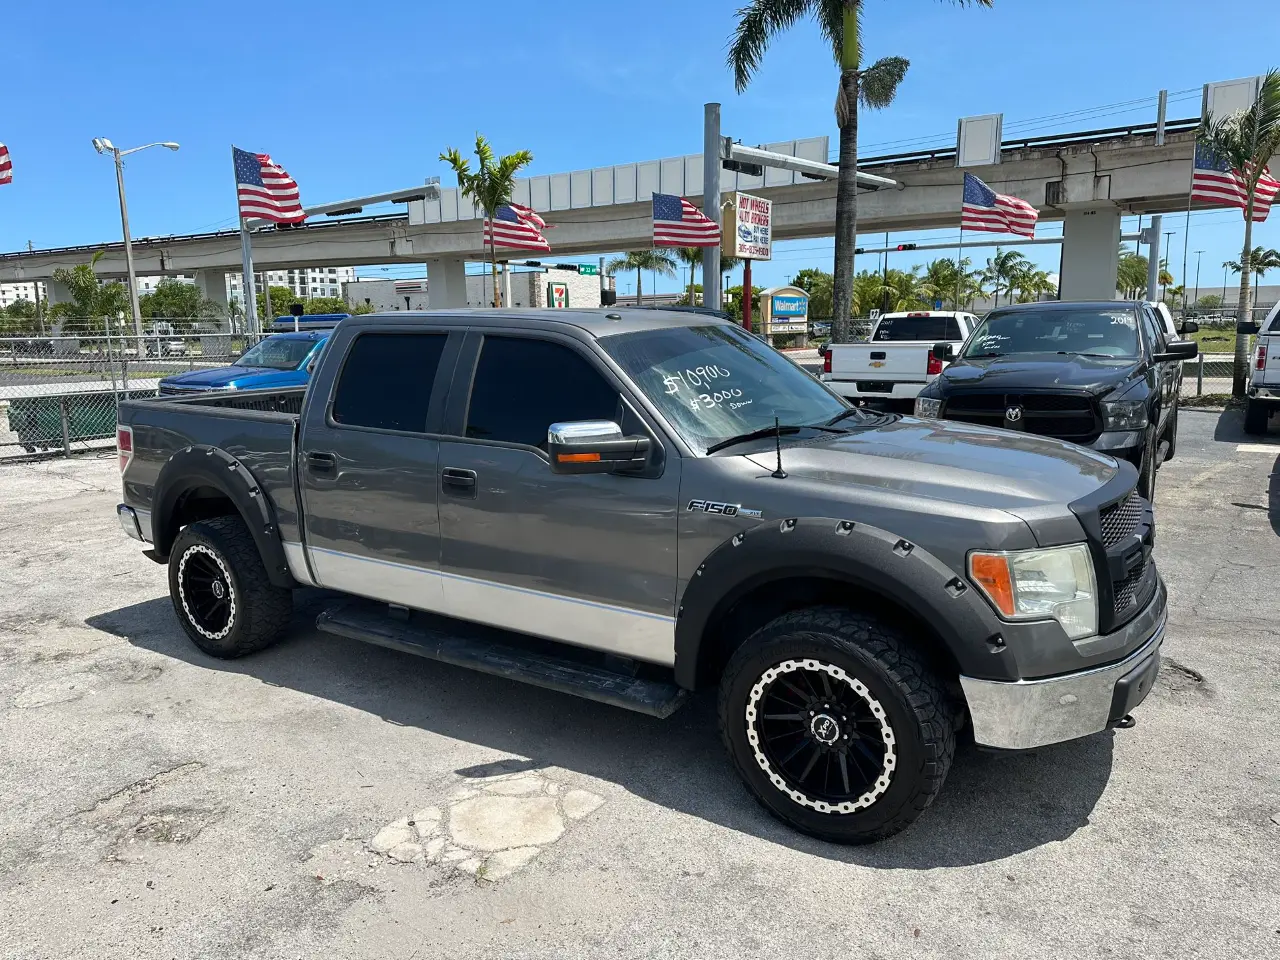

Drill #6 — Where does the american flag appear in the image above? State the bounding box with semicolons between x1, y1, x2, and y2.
961;173;1038;238
484;203;550;251
652;193;721;246
1190;143;1279;222
0;143;11;185
233;147;305;224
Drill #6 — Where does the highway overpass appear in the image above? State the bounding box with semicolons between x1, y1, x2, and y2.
0;116;1247;308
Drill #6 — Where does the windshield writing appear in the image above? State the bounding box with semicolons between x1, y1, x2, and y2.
963;308;1138;359
600;325;846;449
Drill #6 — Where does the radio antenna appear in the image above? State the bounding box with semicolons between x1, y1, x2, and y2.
771;415;787;479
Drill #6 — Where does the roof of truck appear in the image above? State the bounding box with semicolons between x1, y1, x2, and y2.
351;307;726;339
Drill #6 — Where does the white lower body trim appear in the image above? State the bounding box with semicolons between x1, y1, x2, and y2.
281;541;315;587
303;545;674;665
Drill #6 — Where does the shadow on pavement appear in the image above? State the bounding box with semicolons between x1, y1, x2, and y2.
89;592;1115;870
1211;406;1251;443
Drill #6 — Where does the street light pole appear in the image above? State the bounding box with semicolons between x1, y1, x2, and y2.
92;139;180;340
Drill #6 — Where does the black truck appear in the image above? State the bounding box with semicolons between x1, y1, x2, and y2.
116;308;1166;844
914;300;1198;498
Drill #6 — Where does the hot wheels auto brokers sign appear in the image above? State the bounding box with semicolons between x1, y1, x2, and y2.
733;193;772;260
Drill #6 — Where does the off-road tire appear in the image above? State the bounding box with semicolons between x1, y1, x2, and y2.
1163;402;1178;461
1244;398;1268;436
718;606;956;844
168;515;293;658
1137;424;1158;500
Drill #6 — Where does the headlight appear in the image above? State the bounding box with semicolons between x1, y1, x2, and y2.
915;396;942;419
968;544;1098;640
1101;399;1147;431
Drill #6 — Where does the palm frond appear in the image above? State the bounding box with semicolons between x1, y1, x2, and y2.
472;134;496;174
859;56;909;109
726;0;814;92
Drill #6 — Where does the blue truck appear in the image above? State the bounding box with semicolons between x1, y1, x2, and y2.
157;318;342;395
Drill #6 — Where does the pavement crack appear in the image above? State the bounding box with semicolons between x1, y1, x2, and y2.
77;761;205;819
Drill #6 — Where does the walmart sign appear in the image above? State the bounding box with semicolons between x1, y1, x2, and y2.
770;295;808;317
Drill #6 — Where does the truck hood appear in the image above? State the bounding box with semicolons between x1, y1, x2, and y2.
159;366;274;389
744;417;1117;511
939;354;1141;395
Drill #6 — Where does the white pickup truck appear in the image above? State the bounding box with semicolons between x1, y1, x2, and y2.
1245;301;1280;434
821;311;980;409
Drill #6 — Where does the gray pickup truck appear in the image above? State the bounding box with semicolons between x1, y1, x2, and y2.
115;309;1166;844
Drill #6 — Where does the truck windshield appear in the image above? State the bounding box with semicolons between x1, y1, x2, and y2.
599;324;848;450
962;307;1139;359
234;337;318;370
872;315;960;341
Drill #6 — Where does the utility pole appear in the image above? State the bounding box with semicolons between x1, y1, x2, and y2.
109;145;143;338
1145;91;1167;304
1162;229;1174;302
742;259;753;332
702;103;722;311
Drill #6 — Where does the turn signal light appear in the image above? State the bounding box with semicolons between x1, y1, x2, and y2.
556;452;601;463
926;350;943;376
117;425;133;474
1256;344;1268;371
968;553;1015;616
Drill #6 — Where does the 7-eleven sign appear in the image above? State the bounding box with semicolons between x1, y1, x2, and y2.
547;281;569;309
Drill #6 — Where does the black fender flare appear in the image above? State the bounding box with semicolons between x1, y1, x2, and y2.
150;444;297;589
673;515;1012;689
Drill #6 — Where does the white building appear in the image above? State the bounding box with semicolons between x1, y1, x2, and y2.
0;279;45;309
227;266;355;306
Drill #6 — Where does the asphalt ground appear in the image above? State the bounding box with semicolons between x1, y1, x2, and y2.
0;408;1276;959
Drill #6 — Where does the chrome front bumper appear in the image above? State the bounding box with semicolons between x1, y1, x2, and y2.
117;504;153;544
960;616;1165;751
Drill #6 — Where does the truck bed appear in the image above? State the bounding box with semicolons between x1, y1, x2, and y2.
116;387;305;542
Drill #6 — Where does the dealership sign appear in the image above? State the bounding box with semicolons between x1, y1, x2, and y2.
731;192;773;260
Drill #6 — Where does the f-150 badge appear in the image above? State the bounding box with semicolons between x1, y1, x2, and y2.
687;499;763;519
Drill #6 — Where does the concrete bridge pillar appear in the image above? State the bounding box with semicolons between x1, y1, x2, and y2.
46;277;73;306
425;257;467;308
193;269;230;330
1059;204;1121;301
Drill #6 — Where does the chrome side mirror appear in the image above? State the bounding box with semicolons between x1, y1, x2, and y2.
547;420;649;475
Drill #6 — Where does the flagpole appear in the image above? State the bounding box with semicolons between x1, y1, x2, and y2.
954;227;964;310
233;146;259;337
1180;188;1193;315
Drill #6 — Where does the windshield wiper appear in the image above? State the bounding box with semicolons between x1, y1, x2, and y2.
705;423;843;455
967;352;1003;358
1056;351;1120;358
825;407;866;427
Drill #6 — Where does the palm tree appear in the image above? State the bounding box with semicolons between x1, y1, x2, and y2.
675;247;741;305
877;267;928;311
1197;68;1280;395
1225;246;1280;280
981;248;1030;308
1014;267;1055;303
440;134;534;308
1117;250;1149;299
607;250;677;305
727;0;993;343
851;270;884;319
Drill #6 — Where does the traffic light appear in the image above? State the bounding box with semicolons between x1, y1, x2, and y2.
896;243;917;251
854;247;866;255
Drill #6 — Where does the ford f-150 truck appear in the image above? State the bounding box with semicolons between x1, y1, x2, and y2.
821;311;979;410
1241;301;1280;434
116;308;1166;844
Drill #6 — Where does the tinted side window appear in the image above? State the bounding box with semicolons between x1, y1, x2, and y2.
873;316;949;341
1140;309;1165;353
331;333;447;432
467;337;618;449
944;317;962;340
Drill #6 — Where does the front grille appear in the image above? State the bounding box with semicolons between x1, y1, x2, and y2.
942;392;1101;442
1099;492;1143;547
1114;556;1147;613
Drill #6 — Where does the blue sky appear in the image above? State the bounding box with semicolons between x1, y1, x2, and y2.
1;0;1277;300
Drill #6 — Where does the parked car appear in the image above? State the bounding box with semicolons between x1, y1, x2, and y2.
821;311;980;410
915;300;1198;498
157;330;329;395
117;308;1166;844
1241;301;1280;433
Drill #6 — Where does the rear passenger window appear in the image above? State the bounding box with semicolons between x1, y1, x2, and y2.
331;333;447;432
466;336;618;449
945;317;962;340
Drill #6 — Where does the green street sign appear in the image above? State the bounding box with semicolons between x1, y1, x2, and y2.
577;264;599;276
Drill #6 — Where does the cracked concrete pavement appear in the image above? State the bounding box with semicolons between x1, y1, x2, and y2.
0;412;1277;959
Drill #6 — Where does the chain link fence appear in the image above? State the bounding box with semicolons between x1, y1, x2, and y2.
0;331;257;459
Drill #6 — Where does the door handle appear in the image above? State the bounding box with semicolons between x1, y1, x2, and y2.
441;466;478;498
306;451;336;474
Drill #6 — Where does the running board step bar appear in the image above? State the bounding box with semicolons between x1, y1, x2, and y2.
315;602;688;719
